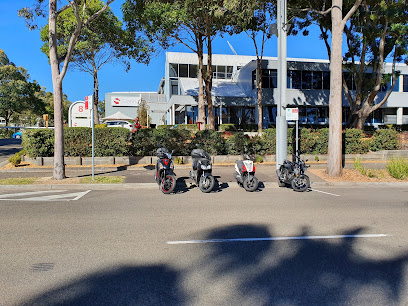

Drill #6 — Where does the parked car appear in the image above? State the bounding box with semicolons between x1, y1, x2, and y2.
12;131;22;139
105;120;133;131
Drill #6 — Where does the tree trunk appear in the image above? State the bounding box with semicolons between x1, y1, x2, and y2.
49;0;65;180
327;0;343;177
205;37;215;130
197;36;206;129
93;70;100;124
257;59;263;133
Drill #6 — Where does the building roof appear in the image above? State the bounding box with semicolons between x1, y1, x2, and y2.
102;111;134;121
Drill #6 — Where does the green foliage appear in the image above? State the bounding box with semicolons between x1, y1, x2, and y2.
0;49;45;125
369;129;399;151
255;156;263;163
354;157;367;176
23;129;54;158
386;158;408;180
174;157;183;164
191;130;226;155
219;124;236;132
137;98;152;126
261;128;276;154
344;129;369;154
157;124;198;130
9;149;26;166
0;128;15;139
225;132;251;155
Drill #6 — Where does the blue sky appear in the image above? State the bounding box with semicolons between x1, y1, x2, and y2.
0;0;331;103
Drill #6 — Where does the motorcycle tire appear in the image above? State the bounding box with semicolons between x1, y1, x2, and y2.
291;174;310;192
278;179;286;187
243;176;258;192
199;175;215;193
160;174;176;194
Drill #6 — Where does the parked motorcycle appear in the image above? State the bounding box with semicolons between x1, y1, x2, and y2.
154;146;176;194
190;147;215;193
233;154;259;192
277;151;310;192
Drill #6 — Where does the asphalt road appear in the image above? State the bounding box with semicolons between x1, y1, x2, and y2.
1;186;408;305
0;138;22;166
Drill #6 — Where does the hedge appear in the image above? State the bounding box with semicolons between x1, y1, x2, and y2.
22;127;401;157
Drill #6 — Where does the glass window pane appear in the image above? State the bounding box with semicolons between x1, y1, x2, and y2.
262;69;270;88
291;70;302;89
302;71;312;89
312;71;323;89
403;75;408;92
179;64;188;77
189;65;198;78
169;63;178;77
270;70;277;88
217;66;226;79
323;72;330;89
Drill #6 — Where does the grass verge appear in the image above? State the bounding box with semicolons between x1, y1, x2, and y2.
0;177;37;185
386;158;408;180
80;176;124;184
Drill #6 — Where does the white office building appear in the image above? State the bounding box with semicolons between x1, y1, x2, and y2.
105;51;408;127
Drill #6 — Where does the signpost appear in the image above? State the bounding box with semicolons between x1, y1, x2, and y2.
286;108;299;156
85;95;95;181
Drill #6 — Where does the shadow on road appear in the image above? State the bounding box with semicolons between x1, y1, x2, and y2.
22;225;408;305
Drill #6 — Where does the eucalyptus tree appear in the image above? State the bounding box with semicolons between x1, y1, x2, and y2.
225;0;275;133
0;49;45;126
39;1;145;124
289;0;362;177
19;0;116;180
123;0;227;130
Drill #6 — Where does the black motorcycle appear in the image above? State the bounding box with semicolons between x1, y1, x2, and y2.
277;151;310;192
233;154;259;192
154;146;176;194
190;148;215;193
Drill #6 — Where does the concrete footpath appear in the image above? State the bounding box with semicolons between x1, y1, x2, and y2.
1;161;407;190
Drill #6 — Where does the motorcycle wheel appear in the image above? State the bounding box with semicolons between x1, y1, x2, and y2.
160;174;176;194
243;176;258;192
199;175;215;193
278;179;286;187
291;175;310;192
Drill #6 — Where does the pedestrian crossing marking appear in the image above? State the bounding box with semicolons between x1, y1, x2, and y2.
0;190;91;201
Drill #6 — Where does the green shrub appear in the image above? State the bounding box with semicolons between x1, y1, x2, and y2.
0;128;15;139
261;128;276;154
23;129;55;157
369;129;399;151
219;124;236;132
94;127;130;157
314;128;329;154
255;156;263;163
9;153;22;166
354;157;367;175
344;129;369;154
225;132;251;154
191;130;226;155
386;158;408;180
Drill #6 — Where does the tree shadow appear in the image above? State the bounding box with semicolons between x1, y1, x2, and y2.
201;224;408;304
22;265;186;305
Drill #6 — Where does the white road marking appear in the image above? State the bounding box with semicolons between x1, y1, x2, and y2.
167;234;389;245
0;190;91;201
0;190;67;199
310;189;340;197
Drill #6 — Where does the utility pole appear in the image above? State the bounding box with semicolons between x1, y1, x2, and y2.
276;0;288;169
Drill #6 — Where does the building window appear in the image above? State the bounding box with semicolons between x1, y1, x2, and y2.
290;70;302;89
171;80;178;95
169;63;178;77
312;71;323;90
392;76;399;92
302;71;312;89
403;75;408;92
217;65;226;79
189;65;198;78
226;66;233;79
179;64;188;77
323;72;330;89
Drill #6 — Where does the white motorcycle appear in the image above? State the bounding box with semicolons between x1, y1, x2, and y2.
233;154;259;192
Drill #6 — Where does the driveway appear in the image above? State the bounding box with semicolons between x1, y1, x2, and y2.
0;138;22;166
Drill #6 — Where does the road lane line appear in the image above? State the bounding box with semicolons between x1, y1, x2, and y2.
167;234;389;245
310;189;340;197
0;190;67;199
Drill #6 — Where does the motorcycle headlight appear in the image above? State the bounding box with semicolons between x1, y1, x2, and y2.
201;164;211;170
158;163;163;169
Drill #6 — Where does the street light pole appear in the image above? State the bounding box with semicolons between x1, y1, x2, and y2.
276;0;288;169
